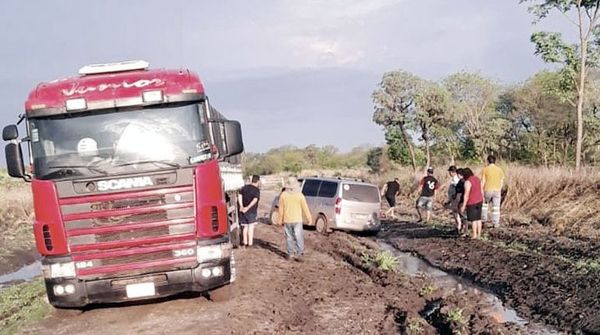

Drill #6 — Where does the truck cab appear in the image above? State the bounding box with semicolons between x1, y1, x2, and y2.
3;60;244;307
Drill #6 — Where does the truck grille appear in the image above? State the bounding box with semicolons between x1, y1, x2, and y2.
59;185;197;279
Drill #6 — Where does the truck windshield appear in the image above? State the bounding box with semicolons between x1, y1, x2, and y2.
30;103;208;180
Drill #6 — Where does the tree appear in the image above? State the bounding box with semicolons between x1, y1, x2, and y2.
443;72;503;160
508;70;575;165
373;71;423;171
414;81;451;166
522;0;600;170
366;147;391;173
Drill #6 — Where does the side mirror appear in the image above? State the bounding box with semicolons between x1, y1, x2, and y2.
210;120;244;158
3;125;18;141
222;120;244;157
5;142;26;179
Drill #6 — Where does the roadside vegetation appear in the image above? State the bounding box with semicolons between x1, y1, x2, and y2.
0;171;34;263
0;279;50;335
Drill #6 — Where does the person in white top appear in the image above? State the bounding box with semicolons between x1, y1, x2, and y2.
445;166;463;233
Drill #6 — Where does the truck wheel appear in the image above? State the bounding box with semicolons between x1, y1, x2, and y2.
230;226;241;248
270;208;279;225
315;215;329;235
209;284;234;302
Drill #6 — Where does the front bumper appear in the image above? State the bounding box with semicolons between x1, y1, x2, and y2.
45;258;232;308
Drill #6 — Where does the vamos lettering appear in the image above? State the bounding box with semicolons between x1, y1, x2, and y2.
97;177;154;191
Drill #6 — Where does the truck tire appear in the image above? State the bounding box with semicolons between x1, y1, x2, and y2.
209;284;234;302
315;214;329;235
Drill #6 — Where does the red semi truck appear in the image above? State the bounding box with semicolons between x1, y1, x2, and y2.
2;60;244;307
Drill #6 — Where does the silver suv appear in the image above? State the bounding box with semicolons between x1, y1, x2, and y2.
270;177;381;233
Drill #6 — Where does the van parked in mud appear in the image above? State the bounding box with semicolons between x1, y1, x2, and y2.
270;177;381;233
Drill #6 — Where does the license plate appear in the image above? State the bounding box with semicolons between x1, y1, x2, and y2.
126;282;156;298
353;214;369;220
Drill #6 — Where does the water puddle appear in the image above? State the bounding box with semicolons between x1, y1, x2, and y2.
378;242;563;335
0;261;41;288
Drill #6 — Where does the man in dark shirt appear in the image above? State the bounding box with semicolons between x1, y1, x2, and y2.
238;175;261;248
381;178;401;219
452;168;466;235
416;167;439;223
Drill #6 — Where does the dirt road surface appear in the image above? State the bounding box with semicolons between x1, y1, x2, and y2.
22;225;388;335
19;223;523;335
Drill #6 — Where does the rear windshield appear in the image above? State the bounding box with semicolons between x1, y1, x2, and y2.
342;184;380;203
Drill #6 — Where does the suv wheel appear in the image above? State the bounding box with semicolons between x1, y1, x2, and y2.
315;215;329;234
270;208;279;225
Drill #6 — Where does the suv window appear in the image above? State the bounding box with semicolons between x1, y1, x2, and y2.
317;181;338;198
342;184;380;203
302;179;320;197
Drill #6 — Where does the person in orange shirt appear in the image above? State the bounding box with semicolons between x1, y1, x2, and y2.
277;177;312;262
481;155;505;228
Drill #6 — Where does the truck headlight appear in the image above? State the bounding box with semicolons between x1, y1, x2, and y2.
197;243;232;263
44;262;76;278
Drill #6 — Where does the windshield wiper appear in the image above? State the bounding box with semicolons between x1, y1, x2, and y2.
47;165;108;175
113;160;181;169
42;165;108;179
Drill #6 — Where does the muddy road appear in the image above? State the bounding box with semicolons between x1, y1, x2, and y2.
8;190;593;334
19;222;528;335
381;219;600;334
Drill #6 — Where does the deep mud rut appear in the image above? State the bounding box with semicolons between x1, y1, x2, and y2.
18;222;523;335
380;218;600;334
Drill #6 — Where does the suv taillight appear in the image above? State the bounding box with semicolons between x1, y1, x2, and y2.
335;197;342;214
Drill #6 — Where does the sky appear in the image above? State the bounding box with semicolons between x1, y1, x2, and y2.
0;0;573;155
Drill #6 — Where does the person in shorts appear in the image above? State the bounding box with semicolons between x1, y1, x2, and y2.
459;168;484;239
381;178;401;219
238;175;261;248
416;167;439;223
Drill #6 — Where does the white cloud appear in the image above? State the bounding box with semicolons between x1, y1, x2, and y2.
283;0;405;21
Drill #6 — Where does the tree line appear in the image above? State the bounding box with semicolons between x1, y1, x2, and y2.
243;145;371;176
373;0;600;170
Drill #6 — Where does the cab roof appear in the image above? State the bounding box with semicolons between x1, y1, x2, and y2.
25;63;205;117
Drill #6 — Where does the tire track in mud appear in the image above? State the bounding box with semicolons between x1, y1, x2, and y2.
311;231;524;335
381;220;600;334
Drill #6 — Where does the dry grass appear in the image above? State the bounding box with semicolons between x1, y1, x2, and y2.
500;166;600;238
0;171;34;258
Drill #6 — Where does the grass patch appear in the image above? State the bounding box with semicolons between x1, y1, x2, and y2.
361;251;399;272
374;251;398;272
0;279;51;335
575;259;600;273
506;241;529;252
407;317;424;334
418;284;437;297
446;307;465;324
478;234;490;241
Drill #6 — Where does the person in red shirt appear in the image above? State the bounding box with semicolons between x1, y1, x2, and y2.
459;168;484;239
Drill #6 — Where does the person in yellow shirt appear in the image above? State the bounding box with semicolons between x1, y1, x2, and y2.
277;177;312;261
481;155;505;228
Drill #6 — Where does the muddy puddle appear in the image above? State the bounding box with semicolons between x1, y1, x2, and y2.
0;261;41;288
378;242;563;335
